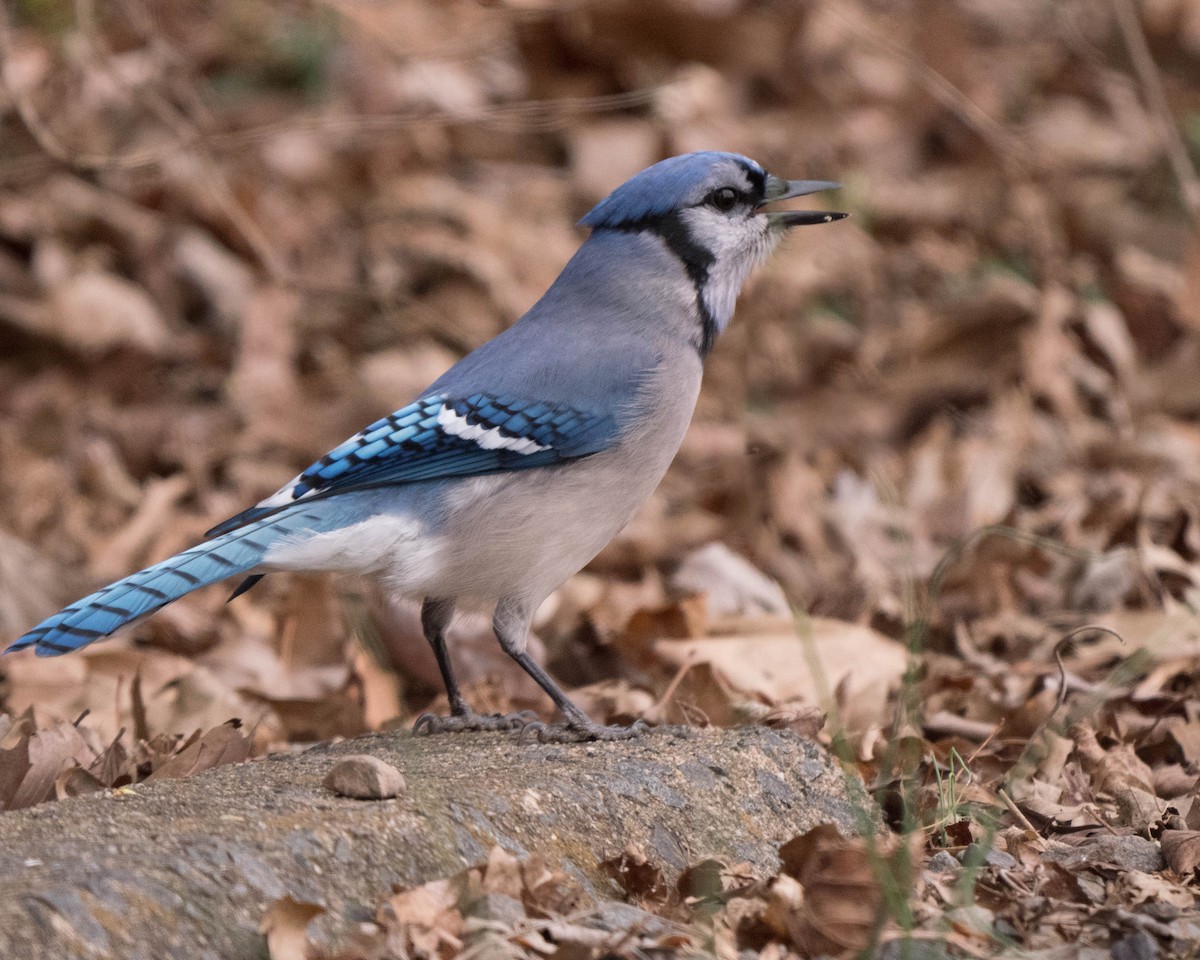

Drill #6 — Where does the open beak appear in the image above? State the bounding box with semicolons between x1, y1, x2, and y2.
760;175;848;227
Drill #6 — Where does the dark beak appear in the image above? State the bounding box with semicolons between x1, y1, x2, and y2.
760;175;848;227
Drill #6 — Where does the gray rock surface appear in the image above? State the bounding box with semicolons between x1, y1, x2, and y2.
0;725;873;959
1042;834;1165;874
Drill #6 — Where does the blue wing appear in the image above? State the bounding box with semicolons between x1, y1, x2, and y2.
206;393;618;537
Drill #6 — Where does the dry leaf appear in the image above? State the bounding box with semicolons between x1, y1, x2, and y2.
6;721;94;810
521;853;586;917
482;845;523;900
380;876;466;956
653;618;906;731
1161;830;1200;878
600;843;669;905
1116;871;1196;910
781;826;887;955
260;897;324;960
145;720;251;782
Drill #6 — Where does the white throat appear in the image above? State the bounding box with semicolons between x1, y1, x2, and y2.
677;207;781;339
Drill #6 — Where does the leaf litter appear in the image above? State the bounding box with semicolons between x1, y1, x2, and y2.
3;0;1200;954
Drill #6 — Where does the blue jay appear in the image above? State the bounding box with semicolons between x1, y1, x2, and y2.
8;151;845;740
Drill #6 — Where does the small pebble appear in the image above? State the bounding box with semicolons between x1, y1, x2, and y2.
1111;930;1159;960
959;843;1016;869
927;850;960;873
323;755;405;800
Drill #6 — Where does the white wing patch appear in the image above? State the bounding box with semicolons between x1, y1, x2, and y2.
257;473;308;509
436;404;549;454
249;398;550;516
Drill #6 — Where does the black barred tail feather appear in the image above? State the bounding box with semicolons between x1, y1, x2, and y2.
6;509;324;657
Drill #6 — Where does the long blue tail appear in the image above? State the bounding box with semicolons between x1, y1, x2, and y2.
6;508;325;657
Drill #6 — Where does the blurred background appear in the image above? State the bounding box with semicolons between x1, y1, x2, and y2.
2;0;1200;766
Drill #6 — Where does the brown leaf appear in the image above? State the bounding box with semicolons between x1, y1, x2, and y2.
1116;871;1196;910
145;720;251;782
88;732;130;788
350;647;402;731
260;896;324;960
380;876;466;957
131;670;150;745
652;618;906;733
0;736;32;812
675;857;758;915
600;843;668;905
54;765;105;800
521;854;585;917
781;826;887;955
1161;830;1200;878
481;845;523;900
758;873;805;940
1071;721;1156;795
245;688;365;744
624;595;710;645
7;722;94;810
735;701;825;737
43;270;170;355
779;824;845;879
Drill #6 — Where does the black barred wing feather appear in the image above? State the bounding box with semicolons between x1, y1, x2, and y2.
206;394;618;537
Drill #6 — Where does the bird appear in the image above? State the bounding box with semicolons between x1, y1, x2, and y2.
8;151;846;741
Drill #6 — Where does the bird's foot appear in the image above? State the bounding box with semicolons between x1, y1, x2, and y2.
413;709;538;735
518;717;648;744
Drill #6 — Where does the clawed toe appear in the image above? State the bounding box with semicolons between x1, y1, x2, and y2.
413;709;539;735
518;717;648;744
414;707;648;742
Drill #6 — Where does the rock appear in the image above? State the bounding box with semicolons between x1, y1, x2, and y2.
1111;930;1160;960
927;850;960;873
0;726;872;959
1042;835;1165;874
465;892;525;925
323;755;406;800
880;939;952;960
959;844;1016;869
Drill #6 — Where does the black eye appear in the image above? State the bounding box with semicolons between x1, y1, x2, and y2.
708;187;739;212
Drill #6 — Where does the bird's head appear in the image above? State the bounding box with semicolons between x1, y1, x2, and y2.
580;151;846;354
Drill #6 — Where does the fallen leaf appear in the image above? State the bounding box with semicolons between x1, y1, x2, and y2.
1116;870;1196;910
653;618;906;732
380;875;466;956
782;826;888;955
260;896;324;960
521;853;586;917
600;843;668;905
54;765;105;800
1161;830;1200;878
145;720;251;782
481;845;523;900
670;543;791;618
6;721;94;810
46;269;170;355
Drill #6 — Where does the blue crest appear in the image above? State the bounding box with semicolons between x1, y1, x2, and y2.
579;151;765;229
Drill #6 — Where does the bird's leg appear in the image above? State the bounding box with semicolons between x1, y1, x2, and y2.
493;599;645;743
422;597;470;715
412;597;536;735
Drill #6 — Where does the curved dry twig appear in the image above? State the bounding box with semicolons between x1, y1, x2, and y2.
1027;625;1126;750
